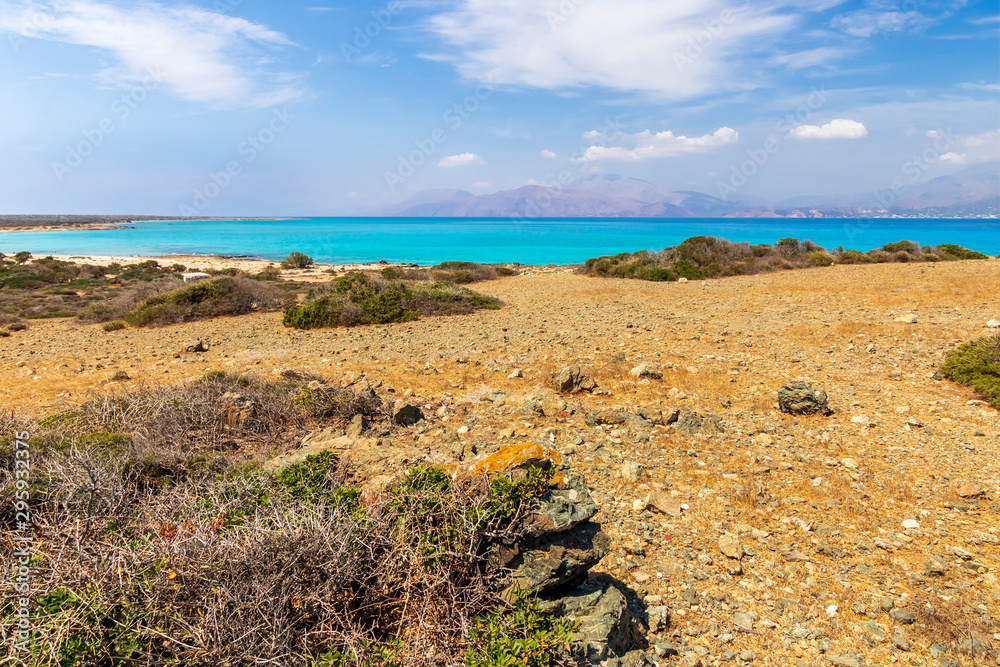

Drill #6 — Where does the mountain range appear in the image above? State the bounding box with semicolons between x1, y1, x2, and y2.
370;162;1000;218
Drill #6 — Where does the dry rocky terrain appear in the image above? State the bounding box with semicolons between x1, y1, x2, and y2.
2;259;999;666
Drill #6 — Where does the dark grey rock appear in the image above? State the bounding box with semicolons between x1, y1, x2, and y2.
392;402;424;426
674;410;725;435
541;580;636;664
510;522;610;593
889;608;915;625
552;364;597;393
585;410;652;430
777;378;831;415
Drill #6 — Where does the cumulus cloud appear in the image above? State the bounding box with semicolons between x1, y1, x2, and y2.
938;152;967;164
0;0;304;108
423;0;805;99
438;152;485;167
577;127;738;162
789;119;868;140
940;128;1000;164
540;149;557;159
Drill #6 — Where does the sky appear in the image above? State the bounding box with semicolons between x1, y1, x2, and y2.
0;0;998;216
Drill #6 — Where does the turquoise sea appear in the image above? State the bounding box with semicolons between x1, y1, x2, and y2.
1;217;998;265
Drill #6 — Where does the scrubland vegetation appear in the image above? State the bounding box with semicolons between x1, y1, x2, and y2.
580;236;990;282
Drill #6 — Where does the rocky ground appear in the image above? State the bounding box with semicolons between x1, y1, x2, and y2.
2;259;999;666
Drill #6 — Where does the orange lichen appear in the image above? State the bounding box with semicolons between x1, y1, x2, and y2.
444;442;564;484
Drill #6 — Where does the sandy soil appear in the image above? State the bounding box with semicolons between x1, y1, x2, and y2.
1;258;998;665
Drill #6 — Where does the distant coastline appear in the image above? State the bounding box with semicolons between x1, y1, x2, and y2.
0;215;301;234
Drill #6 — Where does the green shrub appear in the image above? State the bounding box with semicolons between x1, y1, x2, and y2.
123;277;285;327
102;319;127;332
808;252;835;267
281;251;314;269
936;244;988;260
835;249;870;264
275;451;360;509
465;589;577;667
882;240;919;253
940;336;1000;408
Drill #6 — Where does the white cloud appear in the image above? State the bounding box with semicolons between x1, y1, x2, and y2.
789;118;868;140
830;9;931;37
577;127;738;162
0;0;304;108
771;46;849;70
939;152;967;164
540;149;557;159
438;152;485;167
423;0;805;98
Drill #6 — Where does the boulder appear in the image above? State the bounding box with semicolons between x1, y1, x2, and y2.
218;392;257;428
523;472;600;538
630;362;662;380
510;522;610;593
673;410;725;435
540;580;638;663
346;413;369;438
585;410;653;430
777;379;831;415
499;386;568;417
552;364;597;393
392;401;424;426
446;441;563;481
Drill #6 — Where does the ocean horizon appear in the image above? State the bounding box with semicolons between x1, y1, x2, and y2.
2;217;998;265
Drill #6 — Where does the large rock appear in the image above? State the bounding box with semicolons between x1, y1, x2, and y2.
218;392;257;428
552;364;597;393
499;386;568;417
630;362;662;380
446;441;563;480
540;580;637;664
392;401;424;426
673;410;725;435
585;410;653;430
778;379;831;415
510;522;610;593
523;470;599;538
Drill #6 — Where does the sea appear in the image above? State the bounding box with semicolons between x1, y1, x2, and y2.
2;217;998;265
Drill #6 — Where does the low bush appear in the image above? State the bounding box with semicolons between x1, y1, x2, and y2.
281;251;314;269
112;276;287;327
102;319;128;332
581;237;989;282
941;335;1000;408
283;272;502;329
0;373;567;666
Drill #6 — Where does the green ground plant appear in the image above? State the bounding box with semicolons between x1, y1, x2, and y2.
580;237;989;282
941;334;1000;407
283;272;502;329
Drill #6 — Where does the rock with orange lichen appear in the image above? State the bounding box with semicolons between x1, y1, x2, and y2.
446;441;562;480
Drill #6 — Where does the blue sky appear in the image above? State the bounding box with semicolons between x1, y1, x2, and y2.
0;0;997;215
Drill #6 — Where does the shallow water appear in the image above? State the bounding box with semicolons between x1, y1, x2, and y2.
1;217;997;264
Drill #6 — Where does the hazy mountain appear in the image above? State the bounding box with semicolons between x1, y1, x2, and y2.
369;165;999;218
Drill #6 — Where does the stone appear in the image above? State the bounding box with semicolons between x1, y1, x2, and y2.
738;650;756;662
511;522;610;593
552;364;597;394
346;413;369;438
889;608;915;625
585;410;652;430
185;339;208;353
894;312;918;324
674;410;725;435
508;368;523;378
392;401;424;426
630;362;662;380
902;519;920;530
955;482;985;498
446;442;563;481
987;319;1000;328
647;605;671;632
500;385;569;417
826;656;861;667
734;611;753;630
777;378;831;415
219;392;256;428
891;636;910;651
880;597;895;612
540;580;634;663
718;534;743;560
923;558;946;575
620;462;641;482
523;477;600;537
648;491;683;517
106;370;130;382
